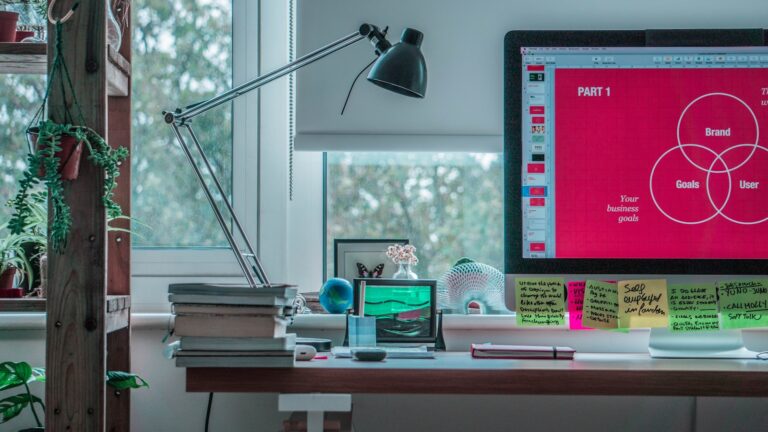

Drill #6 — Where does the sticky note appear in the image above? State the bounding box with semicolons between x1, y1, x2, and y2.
718;280;768;329
567;281;591;330
582;280;619;329
668;283;719;332
618;279;669;328
515;278;565;326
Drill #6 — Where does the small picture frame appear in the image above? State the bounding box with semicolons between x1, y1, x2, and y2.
352;278;437;344
333;239;408;282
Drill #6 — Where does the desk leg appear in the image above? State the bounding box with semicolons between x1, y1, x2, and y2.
307;411;323;432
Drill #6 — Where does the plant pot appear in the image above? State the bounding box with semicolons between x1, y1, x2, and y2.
28;127;84;180
0;11;18;42
0;267;16;290
15;30;35;42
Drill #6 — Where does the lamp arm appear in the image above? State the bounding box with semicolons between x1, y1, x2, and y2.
165;23;388;124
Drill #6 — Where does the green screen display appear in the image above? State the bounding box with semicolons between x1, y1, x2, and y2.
363;285;433;339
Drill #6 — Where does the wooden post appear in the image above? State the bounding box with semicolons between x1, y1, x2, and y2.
106;1;132;430
46;0;108;431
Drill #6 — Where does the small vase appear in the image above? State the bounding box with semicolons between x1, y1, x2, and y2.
392;262;418;279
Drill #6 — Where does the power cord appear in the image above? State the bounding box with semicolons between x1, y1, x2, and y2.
205;392;214;432
340;58;377;115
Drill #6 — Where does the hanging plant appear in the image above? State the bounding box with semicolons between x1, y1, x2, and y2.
7;21;129;253
9;121;128;252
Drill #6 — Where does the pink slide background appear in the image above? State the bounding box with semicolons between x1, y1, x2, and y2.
554;68;768;259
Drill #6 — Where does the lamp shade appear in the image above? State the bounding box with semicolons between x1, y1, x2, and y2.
367;28;427;98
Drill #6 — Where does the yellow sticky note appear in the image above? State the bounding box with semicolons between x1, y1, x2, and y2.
617;279;669;328
718;280;768;329
515;278;565;327
582;280;619;329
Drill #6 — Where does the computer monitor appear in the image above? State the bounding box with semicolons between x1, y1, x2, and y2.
505;30;768;274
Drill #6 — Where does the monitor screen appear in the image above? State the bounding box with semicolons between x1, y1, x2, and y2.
518;46;768;261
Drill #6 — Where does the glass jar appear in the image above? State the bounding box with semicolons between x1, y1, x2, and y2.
392;261;418;279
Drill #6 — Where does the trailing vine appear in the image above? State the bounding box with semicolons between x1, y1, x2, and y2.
9;121;128;252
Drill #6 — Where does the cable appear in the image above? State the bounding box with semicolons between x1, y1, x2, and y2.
205;392;214;432
340;58;377;115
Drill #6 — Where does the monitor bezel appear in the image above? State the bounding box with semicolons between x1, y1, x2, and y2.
504;29;768;274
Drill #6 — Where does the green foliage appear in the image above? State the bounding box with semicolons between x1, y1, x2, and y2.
0;362;44;427
326;153;504;279
106;371;149;390
0;221;44;289
131;0;232;247
0;363;145;429
9;120;129;253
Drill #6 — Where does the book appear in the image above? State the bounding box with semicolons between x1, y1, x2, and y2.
173;315;289;338
175;355;295;368
168;294;294;307
179;334;296;351
175;350;295;357
470;344;576;360
173;303;294;316
169;283;298;298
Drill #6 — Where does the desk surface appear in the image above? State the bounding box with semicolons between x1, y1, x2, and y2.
186;352;768;397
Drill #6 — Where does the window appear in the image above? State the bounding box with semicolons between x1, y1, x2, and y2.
0;75;46;221
131;0;233;247
325;152;504;279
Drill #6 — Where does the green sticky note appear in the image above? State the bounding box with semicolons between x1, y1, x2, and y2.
718;280;768;329
582;280;620;329
668;283;719;332
515;278;565;326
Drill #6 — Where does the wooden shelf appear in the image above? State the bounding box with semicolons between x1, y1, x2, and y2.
106;295;131;333
0;297;45;312
0;42;130;97
186;352;768;397
0;42;46;74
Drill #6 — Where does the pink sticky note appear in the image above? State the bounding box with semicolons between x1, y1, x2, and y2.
567;281;591;330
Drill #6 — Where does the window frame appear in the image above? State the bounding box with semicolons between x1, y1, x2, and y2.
132;0;261;278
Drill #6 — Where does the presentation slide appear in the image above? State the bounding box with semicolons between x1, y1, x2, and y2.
555;68;768;259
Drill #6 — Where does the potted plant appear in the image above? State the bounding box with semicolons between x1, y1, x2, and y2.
9;121;129;253
0;361;148;431
0;221;42;297
0;1;19;42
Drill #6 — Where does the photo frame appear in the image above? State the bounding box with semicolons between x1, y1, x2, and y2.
352;278;437;344
333;239;408;282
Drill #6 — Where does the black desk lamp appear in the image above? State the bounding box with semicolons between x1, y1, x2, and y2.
163;24;427;288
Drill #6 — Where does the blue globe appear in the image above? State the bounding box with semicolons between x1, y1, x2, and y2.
319;278;354;314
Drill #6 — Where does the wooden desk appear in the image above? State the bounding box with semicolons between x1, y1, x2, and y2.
186;352;768;397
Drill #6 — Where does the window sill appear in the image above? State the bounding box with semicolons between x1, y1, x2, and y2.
2;312;765;334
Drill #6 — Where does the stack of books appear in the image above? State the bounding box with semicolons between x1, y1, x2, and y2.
169;283;298;367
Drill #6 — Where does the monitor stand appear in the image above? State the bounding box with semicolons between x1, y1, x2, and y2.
648;328;759;359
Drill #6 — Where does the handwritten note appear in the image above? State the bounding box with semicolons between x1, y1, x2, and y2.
668;283;719;332
617;279;669;328
515;278;565;326
582;280;619;329
567;281;591;330
718;280;768;329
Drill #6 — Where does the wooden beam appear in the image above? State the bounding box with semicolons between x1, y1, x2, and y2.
106;327;131;432
45;0;108;430
0;298;46;312
105;7;132;431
